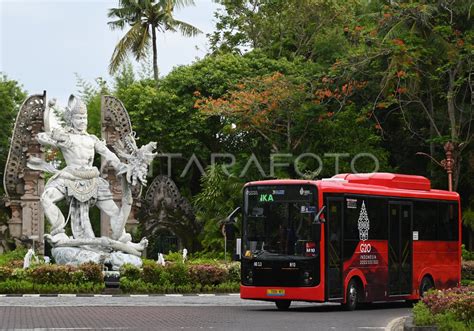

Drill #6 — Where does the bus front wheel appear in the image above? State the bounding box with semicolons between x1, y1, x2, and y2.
275;300;291;311
342;279;359;311
420;276;434;298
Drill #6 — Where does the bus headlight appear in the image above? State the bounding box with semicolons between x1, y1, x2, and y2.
246;270;253;284
303;271;312;285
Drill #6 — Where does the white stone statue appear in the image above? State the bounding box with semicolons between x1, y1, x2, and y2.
27;95;156;270
182;248;188;263
157;253;165;266
23;248;39;269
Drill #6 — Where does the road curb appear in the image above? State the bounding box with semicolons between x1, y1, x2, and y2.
0;293;240;298
385;315;408;331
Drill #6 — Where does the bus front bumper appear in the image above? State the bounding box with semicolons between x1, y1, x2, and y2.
240;284;324;302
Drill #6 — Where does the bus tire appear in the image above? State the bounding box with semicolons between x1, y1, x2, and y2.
275;300;291;311
342;279;359;311
419;276;434;298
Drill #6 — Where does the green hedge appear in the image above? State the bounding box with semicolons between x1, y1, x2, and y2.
119;260;240;293
0;262;104;294
0;248;240;294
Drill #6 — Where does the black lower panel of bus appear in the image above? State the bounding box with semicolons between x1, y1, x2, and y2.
241;257;319;287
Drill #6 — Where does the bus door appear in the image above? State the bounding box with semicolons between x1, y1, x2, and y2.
326;197;344;300
388;202;413;296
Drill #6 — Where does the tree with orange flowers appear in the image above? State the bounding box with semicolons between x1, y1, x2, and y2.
196;72;313;153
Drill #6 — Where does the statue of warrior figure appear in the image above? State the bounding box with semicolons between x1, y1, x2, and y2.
28;95;156;261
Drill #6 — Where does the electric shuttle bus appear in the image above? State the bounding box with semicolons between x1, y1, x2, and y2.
234;173;461;310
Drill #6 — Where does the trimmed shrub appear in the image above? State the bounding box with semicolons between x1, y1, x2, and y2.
435;312;470;331
0;266;13;282
79;262;103;283
164;251;183;263
0;279;34;294
161;262;189;286
226;262;241;283
119;263;141;281
28;265;76;284
189;264;228;286
413;301;434;326
0;248;27;266
462;260;474;281
462;245;474;261
141;260;163;284
6;260;23;269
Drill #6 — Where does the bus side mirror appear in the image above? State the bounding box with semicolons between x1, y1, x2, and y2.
225;206;241;224
313;205;326;224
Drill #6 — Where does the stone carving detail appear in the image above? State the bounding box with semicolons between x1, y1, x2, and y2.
142;175;200;251
4;94;45;199
3;93;46;251
100;96;141;236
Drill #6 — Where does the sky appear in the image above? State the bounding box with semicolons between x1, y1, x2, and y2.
0;0;221;103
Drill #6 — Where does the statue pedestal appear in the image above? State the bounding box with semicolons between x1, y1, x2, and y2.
52;247;142;270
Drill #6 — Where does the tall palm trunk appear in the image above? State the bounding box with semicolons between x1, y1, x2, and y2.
152;26;159;84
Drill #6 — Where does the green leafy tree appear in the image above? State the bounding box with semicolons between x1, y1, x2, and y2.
108;0;202;82
209;0;356;63
193;165;243;252
331;0;473;191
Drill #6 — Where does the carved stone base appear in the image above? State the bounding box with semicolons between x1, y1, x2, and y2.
52;247;142;270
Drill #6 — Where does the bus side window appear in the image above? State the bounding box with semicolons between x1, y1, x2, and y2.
414;201;437;240
438;202;459;241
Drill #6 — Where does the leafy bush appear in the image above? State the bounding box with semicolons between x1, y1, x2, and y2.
141;260;163;283
29;265;76;284
0;266;13;282
164;251;184;263
189;251;226;263
32;282;104;294
162;262;189;286
119;263;141;280
0;248;27;266
79;262;103;283
462;244;474;261
189;264;228;286
413;286;474;329
213;281;240;293
0;279;34;294
5;260;23;269
462;260;474;281
117;278;152;293
435;312;471;331
225;262;241;283
413;301;434;326
461;279;474;286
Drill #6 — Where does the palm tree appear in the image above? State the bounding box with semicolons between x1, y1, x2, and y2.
108;0;202;82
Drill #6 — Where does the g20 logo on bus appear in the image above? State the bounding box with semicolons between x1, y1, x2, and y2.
358;201;371;253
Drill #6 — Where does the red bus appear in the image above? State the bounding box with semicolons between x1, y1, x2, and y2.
234;173;461;310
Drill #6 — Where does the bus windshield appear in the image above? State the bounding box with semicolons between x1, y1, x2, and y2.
243;185;318;257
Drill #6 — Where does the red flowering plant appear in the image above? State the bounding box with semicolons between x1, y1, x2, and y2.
421;286;474;325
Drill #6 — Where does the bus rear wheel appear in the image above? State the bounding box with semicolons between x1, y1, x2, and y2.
342;279;359;311
420;276;434;298
275;300;291;311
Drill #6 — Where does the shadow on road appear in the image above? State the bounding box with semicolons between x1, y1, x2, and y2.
251;301;414;313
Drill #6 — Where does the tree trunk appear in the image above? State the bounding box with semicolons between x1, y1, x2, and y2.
152;26;159;84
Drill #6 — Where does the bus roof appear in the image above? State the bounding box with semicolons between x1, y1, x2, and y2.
244;173;459;201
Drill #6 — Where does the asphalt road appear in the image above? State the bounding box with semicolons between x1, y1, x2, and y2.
0;296;411;330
